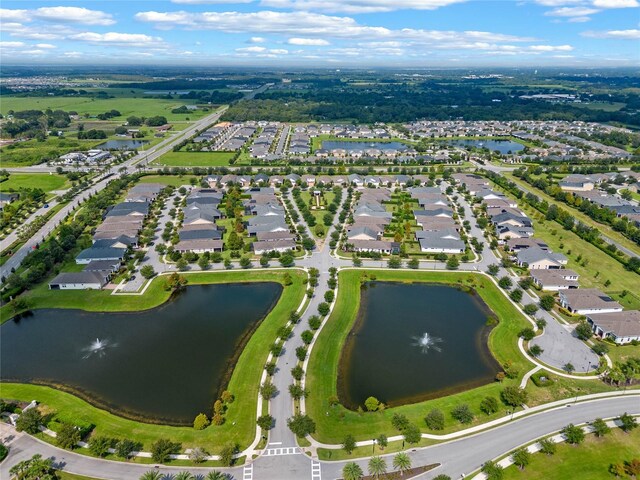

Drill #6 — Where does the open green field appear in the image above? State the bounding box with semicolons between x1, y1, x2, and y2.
305;269;534;444
138;174;199;187
0;137;104;167
572;101;626;112
2;269;306;453
154;150;236;167
0;173;70;193
0;96;210;122
502;428;640;480
310;135;414;153
505;173;640;258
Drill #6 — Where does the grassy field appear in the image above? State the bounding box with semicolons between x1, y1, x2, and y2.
0;137;104;167
1;173;70;193
0;96;210;122
2;269;306;453
138;174;199;187
572;101;626;112
502;428;640;480
305;269;534;444
154;150;236;167
505;173;640;258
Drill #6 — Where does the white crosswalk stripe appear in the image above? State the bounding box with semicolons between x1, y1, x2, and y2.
311;460;322;480
262;446;300;456
243;463;253;480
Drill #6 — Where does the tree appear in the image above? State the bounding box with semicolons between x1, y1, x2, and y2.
529;344;543;357
364;396;381;412
487;264;500;276
342;434;357;454
176;258;188;270
151;438;181;463
288;384;308;400
511;447;530;470
393;452;412;475
510;288;523;302
260;381;278;400
592;418;611;437
352;255;362;267
10;455;56;480
609;463;626;477
193;413;210;430
539;294;555;311
317;302;330;316
392;413;410;431
446;256;459;270
451;404;474;424
388;256;401;268
189;447;209;463
219;443;238;467
575;320;593;341
342;462;364;480
618;412;638;432
280;253;294;267
501;386;528;407
15;408;42;434
408;258;419;269
140;265;156;279
424;409;445;430
140;472;163;480
287;414;316;437
174;472;194;480
538;438;556;456
368;456;387;479
206;472;227;480
221;390;234;403
625;459;640;477
56;423;81;449
115;439;140;459
481;460;504;479
164;272;187;292
562;424;585;445
519;327;535;341
295;346;307;361
403;423;422;444
498;276;512;289
376;434;388;450
257;414;274;431
523;303;539;315
89;436;115;457
592;342;609;356
480;396;499;415
433;476;452;480
239;256;251;268
563;362;575;374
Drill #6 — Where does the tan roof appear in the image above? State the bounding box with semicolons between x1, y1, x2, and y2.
561;288;622;311
588;310;640;338
531;269;579;287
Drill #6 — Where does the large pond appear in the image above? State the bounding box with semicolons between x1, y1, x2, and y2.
97;139;150;150
339;282;499;409
0;283;282;425
445;139;524;154
322;141;410;152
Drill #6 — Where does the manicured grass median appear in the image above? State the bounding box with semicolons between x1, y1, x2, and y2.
2;269;306;453
305;269;533;444
502;428;640;480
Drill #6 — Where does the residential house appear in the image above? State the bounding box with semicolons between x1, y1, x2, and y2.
559;288;623;315
587;310;640;345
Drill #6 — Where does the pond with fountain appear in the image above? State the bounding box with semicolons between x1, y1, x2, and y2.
0;283;282;425
338;282;499;410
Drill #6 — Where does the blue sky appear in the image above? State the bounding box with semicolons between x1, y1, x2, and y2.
0;0;638;67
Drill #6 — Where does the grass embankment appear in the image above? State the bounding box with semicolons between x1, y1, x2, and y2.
1;269;306;453
1;173;70;193
502;428;640;480
153;151;236;167
505;172;640;258
306;269;533;444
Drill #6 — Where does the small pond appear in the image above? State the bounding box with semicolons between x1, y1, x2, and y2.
97;139;150;150
0;283;282;425
339;282;499;409
445;139;524;154
322;141;410;152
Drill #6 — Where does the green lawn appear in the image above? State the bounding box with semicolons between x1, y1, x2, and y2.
58;472;101;480
138;174;199;187
572;101;626;112
1;173;70;193
0;137;104;167
305;269;534;444
154;151;236;167
598;340;640;365
2;269;306;454
502;428;640;480
0;96;210;122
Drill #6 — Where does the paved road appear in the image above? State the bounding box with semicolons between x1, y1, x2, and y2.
0;108;227;279
2;395;637;480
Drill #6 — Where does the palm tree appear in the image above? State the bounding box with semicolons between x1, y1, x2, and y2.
174;472;194;480
393;452;412;476
206;472;228;480
368;456;387;479
342;461;364;480
139;472;163;480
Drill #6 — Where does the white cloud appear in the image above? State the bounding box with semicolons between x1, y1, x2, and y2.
529;44;573;50
236;46;267;52
70;32;163;46
287;37;330;45
33;7;115;26
592;0;638;7
172;0;254;3
36;43;56;49
0;41;26;48
269;48;289;54
0;22;64;40
259;0;467;14
582;28;640;38
567;15;592;21
545;6;600;15
249;36;266;43
0;8;30;22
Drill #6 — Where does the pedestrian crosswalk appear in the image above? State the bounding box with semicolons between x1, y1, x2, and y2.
262;446;300;456
311;460;322;480
243;462;253;480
